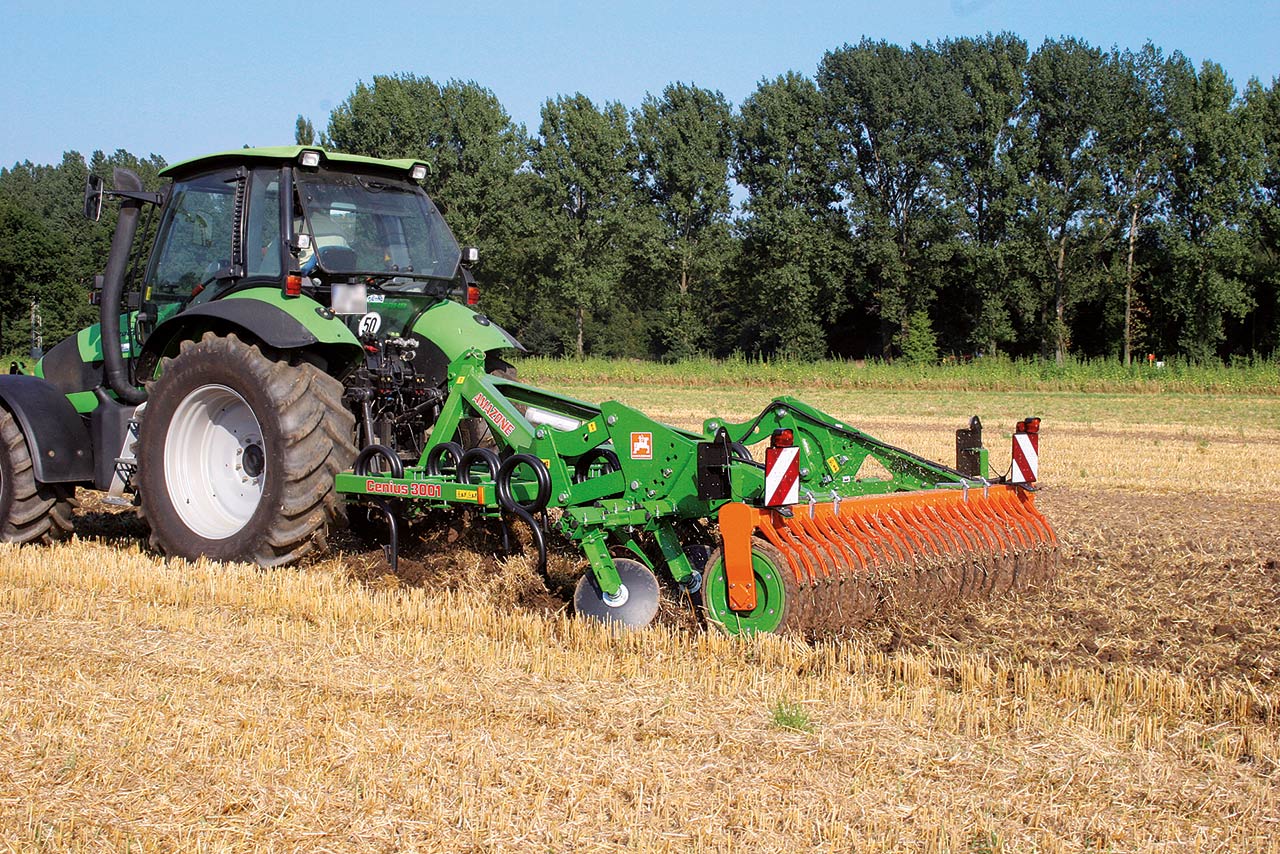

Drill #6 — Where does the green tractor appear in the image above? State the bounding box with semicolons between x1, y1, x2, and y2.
0;146;522;565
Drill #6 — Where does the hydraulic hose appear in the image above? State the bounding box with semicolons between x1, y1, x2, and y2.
100;168;147;405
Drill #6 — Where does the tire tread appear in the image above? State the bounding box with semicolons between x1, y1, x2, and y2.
137;332;355;566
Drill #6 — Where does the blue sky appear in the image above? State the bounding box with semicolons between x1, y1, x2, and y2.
2;0;1276;169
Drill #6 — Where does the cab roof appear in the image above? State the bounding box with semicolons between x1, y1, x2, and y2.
159;146;429;179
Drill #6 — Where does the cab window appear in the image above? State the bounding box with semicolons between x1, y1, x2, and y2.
145;169;237;303
245;168;282;279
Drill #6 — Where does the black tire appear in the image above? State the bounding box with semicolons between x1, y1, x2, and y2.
0;408;76;544
136;332;356;567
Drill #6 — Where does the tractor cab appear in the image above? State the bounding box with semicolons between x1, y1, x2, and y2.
136;147;473;347
36;146;520;414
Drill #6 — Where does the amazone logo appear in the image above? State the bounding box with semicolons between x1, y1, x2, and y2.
471;391;515;437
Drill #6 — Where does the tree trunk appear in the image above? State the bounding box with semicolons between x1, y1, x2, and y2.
1055;227;1068;366
1124;203;1138;367
880;315;894;360
576;305;585;359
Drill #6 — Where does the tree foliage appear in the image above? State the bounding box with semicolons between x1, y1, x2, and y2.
527;94;640;357
0;149;165;355
733;72;849;359
632;83;735;359
5;36;1279;364
819;40;958;356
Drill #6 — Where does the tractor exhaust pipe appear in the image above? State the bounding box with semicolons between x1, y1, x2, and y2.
100;168;147;405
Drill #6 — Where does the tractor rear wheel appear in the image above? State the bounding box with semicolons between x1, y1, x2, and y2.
0;408;76;544
136;333;355;567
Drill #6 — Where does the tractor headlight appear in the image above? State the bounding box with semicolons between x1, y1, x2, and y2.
410;163;428;181
299;149;322;168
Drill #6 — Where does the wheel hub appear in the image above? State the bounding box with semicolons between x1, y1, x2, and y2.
241;442;265;478
602;583;630;608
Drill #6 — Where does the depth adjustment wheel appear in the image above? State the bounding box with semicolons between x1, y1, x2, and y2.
137;332;356;566
702;539;803;636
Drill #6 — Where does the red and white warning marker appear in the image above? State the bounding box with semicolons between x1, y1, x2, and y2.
765;429;800;506
1010;417;1041;484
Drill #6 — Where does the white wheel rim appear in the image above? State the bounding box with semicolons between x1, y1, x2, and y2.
163;384;266;540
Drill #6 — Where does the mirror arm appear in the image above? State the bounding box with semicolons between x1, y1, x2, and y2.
107;190;163;206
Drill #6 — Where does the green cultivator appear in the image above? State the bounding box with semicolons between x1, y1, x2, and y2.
336;349;1058;635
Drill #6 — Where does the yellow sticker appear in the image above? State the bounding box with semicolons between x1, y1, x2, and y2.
541;459;552;469
455;376;466;384
455;488;479;502
826;456;840;473
588;421;598;433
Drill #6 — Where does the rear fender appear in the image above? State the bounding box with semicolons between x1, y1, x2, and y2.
142;288;364;371
0;376;94;483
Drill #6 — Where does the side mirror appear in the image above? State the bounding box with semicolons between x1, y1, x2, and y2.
83;174;104;222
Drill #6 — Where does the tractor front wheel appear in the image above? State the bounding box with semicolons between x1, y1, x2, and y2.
137;333;355;566
0;408;76;545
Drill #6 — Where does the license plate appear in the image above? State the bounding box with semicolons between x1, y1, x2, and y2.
331;282;367;315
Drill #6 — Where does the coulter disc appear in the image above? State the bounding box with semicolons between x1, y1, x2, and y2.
574;558;660;628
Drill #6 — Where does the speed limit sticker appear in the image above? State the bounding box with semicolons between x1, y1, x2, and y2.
359;312;382;337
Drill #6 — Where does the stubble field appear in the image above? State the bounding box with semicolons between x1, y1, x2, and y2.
1;376;1277;852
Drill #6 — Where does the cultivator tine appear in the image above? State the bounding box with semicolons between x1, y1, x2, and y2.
712;484;1059;637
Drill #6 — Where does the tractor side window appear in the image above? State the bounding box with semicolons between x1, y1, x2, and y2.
245;168;282;279
146;169;237;303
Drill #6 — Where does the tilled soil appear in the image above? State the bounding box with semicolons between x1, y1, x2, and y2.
70;486;1280;687
873;488;1280;687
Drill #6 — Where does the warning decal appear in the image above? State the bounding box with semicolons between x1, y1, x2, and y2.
764;446;800;507
1010;432;1039;483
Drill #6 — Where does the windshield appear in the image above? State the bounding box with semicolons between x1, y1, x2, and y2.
295;169;461;285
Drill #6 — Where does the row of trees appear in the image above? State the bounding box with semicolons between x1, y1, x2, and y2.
4;35;1280;362
0;151;166;356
